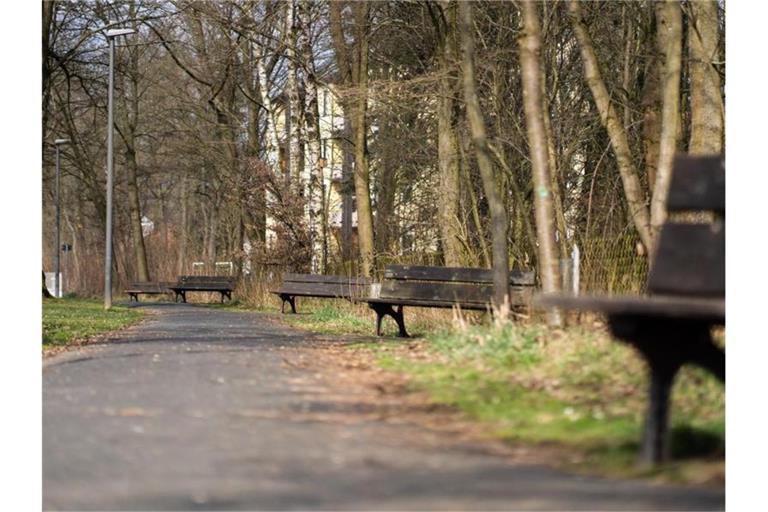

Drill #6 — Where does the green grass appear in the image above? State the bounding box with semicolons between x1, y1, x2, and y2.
375;321;724;479
279;303;377;335
43;297;145;348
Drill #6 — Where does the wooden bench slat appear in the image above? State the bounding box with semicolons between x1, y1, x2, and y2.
383;265;535;285
378;280;532;305
536;293;724;322
648;223;724;297
666;155;724;212
366;297;493;311
275;282;370;298
282;273;372;285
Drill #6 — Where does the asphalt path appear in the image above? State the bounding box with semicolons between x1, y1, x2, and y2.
43;304;724;510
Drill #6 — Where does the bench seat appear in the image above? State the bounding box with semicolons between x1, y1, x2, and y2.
364;264;535;337
124;282;175;302
171;276;237;303
271;274;372;313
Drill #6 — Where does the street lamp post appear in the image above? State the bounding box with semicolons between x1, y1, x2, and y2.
103;27;135;310
54;138;70;298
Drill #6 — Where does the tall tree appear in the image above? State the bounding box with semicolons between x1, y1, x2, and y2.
687;0;723;154
568;0;653;252
329;0;375;276
434;0;463;266
650;0;682;239
297;0;325;272
120;3;150;281
519;0;562;325
459;0;509;307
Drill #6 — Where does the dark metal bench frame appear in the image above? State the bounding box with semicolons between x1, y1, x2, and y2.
170;275;237;303
270;273;372;313
365;265;536;338
537;155;725;466
124;281;175;302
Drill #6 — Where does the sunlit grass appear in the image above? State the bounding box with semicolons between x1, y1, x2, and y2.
43;298;144;348
273;299;724;481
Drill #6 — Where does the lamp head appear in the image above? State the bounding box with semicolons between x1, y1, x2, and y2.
54;138;70;145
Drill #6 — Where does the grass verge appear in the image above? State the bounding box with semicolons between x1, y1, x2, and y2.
276;301;724;484
43;297;145;351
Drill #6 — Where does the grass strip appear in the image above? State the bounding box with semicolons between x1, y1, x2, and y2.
43;298;144;349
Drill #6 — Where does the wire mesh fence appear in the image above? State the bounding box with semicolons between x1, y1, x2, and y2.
575;234;648;295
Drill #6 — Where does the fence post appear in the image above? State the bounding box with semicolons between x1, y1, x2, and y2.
572;244;580;296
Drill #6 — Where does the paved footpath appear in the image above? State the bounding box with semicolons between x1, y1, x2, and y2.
43;304;724;510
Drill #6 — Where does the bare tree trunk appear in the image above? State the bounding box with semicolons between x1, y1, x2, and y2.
650;0;682;241
298;0;323;272
245;39;266;244
519;0;562;325
125;148;150;281
329;1;372;271
688;0;723;154
341;119;354;263
177;176;188;276
352;1;375;276
124;10;150;282
542;95;569;262
206;203;218;270
465;166;491;268
285;0;303;189
568;0;653;252
642;1;662;195
436;0;463;266
459;0;509;307
374;151;397;256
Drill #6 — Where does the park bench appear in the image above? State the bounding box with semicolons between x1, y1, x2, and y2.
170;275;237;303
536;154;725;465
365;265;536;338
124;281;175;302
271;273;372;313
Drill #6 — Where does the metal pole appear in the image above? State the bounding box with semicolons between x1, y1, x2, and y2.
55;144;61;298
104;35;115;310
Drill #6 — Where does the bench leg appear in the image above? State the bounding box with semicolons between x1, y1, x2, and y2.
177;291;186;303
608;315;722;466
642;360;680;466
129;293;138;302
279;294;297;314
370;304;409;338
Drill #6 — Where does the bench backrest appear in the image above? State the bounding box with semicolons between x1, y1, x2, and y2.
379;265;535;307
178;275;237;289
647;155;724;298
279;273;372;298
127;282;175;291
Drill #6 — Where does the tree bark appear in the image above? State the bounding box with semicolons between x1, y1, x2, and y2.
285;0;303;188
459;0;509;307
351;1;375;277
650;0;682;241
124;9;150;282
642;2;662;195
568;0;653;252
687;0;723;154
298;0;324;272
519;0;562;325
436;0;463;266
329;1;372;271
